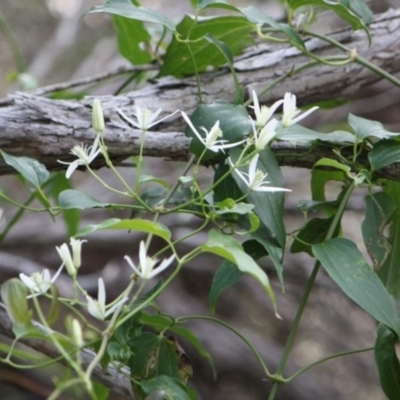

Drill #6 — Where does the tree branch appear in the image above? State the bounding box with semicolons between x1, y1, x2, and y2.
0;9;399;176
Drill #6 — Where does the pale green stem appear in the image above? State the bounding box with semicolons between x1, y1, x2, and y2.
268;181;355;399
286;346;373;382
177;315;273;378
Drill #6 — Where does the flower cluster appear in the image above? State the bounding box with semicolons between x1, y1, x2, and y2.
19;237;175;321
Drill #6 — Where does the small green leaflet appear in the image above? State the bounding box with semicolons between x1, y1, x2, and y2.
58;189;112;210
1;151;49;187
202;229;278;315
85;0;176;31
159;15;253;78
348;114;399;142
75;218;171;241
368;140;400;171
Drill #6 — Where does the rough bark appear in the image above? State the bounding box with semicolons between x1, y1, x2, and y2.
0;10;400;176
0;8;399;176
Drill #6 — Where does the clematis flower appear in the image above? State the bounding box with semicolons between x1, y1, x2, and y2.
86;278;128;321
124;241;175;280
252;118;279;151
281;93;319;127
58;135;102;178
250;90;283;128
20;266;63;297
231;154;291;192
116;107;178;131
181;111;246;153
56;238;86;277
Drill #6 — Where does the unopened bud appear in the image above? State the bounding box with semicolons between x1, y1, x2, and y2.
92;99;105;134
71;319;84;347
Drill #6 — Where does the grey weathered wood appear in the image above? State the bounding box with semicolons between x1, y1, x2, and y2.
0;8;400;176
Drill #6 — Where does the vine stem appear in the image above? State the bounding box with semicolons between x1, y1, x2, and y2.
268;180;355;399
305;30;400;89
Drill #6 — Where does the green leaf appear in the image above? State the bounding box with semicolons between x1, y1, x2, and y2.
348;114;399;142
76;218;171;240
250;228;284;288
140;314;214;374
313;158;352;176
374;324;400;400
279;125;356;144
186;102;252;160
139;174;170;189
313;238;400;336
213;163;242;204
141;375;190;400
129;333;179;379
113;15;152;65
362;193;397;271
202;229;277;314
287;0;370;32
297;199;339;215
203;34;243;103
368;139;400;171
85;0;176;31
1;279;35;338
311;168;347;205
380;183;400;299
209;261;244;314
1;151;49;187
46;173;80;236
291;216;340;256
197;0;240;12
339;0;373;25
239;6;305;50
58;189;112;210
159;15;253;78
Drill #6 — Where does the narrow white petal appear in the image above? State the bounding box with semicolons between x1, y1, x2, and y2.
65;160;81;179
138;241;148;274
86;296;104;320
150;254;175;278
97;278;106;308
116;108;140;129
248;155;259;181
252;90;261;115
124;255;141;276
253;186;291;192
181;111;205;145
19;273;35;290
104;297;128;319
291;106;319;125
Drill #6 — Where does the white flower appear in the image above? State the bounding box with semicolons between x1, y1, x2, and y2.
56;238;86;277
117;107;177;131
20;266;63;297
125;241;175;280
281;93;319;127
231;154;291;192
250;90;283;128
252;118;278;151
181;111;245;153
58;135;102;178
86;278;127;321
